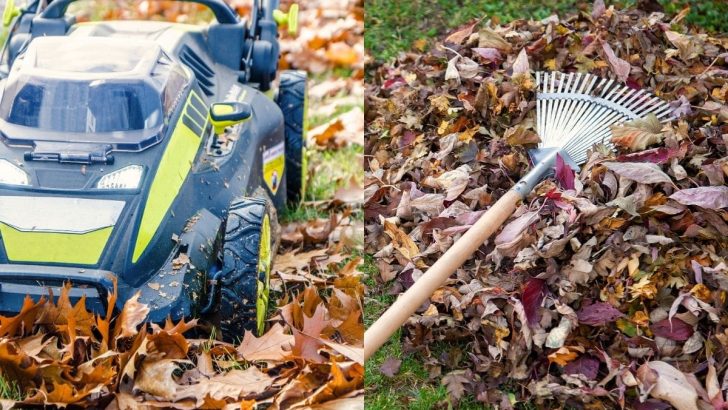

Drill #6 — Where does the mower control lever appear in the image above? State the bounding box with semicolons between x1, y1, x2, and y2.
209;102;252;135
273;4;299;36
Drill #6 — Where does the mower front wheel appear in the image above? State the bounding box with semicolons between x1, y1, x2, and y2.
215;197;274;339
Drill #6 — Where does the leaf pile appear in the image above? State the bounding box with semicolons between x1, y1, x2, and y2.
365;2;728;408
0;278;362;409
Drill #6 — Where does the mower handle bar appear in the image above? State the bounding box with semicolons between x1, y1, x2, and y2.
40;0;239;24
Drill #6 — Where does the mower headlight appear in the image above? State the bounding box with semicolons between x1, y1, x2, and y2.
0;159;29;186
97;165;144;190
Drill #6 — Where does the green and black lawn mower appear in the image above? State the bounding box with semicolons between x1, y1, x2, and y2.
0;0;309;338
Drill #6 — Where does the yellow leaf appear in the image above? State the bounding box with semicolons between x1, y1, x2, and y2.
548;347;578;366
383;220;419;260
458;126;479;143
690;283;712;302
430;94;451;113
629;276;657;300
437;120;450;135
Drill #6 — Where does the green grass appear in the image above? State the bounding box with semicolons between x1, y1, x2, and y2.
281;144;363;222
366;0;728;62
363;254;488;409
0;372;23;401
281;81;363;224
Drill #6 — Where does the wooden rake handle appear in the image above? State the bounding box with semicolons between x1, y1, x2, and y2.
364;189;522;360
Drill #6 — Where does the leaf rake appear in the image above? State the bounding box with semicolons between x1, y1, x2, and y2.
364;71;675;359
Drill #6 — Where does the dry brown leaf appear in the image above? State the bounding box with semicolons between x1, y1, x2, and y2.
383;219;419;260
113;292;150;340
610;114;665;151
237;323;294;362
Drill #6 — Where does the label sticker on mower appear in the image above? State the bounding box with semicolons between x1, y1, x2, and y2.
263;142;285;195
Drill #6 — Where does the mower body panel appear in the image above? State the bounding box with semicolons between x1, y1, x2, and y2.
0;19;288;321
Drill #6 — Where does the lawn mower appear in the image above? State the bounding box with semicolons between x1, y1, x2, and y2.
0;0;308;338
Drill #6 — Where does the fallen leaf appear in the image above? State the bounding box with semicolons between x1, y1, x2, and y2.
512;48;530;74
669;186;728;209
602;41;631;82
383;220;419;260
611;114;665;151
555;153;575;190
548;347;579;366
650;318;694;341
636;361;699;410
603;162;672;185
577;301;624;326
379;357;402;378
563;355;600;380
238;323;294;362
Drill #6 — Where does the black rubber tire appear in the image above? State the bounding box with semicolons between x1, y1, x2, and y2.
216;197;273;340
277;70;308;205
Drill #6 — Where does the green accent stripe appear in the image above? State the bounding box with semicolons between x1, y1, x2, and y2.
188;92;207;117
185;106;207;130
132;91;205;262
0;223;113;265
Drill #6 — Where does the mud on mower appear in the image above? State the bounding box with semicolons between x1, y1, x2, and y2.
0;0;308;339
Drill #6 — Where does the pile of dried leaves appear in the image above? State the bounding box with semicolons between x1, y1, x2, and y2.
365;1;728;408
0;278;362;409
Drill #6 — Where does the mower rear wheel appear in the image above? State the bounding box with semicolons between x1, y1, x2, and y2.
278;70;308;205
216;197;273;339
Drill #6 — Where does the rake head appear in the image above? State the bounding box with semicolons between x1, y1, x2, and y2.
533;71;675;167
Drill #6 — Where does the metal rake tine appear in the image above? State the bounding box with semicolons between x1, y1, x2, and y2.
561;77;618;139
551;72;576;146
633;96;666;118
547;72;569;147
582;90;644;139
556;74;601;145
541;72;551;143
566;114;626;157
536;71;542;139
545;72;561;146
565;87;631;146
634;98;671;119
564;84;643;150
552;72;582;146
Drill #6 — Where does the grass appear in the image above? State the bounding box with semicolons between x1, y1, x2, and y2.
363;254;487;409
0;373;23;401
366;0;728;62
281;91;363;224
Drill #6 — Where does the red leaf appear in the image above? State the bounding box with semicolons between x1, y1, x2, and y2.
521;278;546;325
616;144;686;164
383;77;405;90
545;188;562;200
650;318;694;341
563;355;600;380
555;153;575;190
577;301;624;326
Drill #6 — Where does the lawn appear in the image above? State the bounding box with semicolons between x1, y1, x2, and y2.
365;0;728;62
